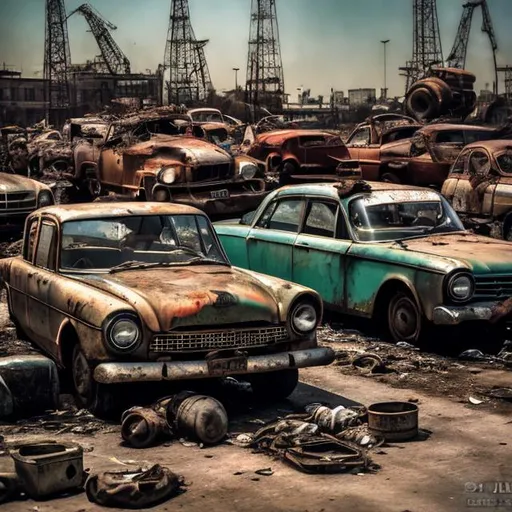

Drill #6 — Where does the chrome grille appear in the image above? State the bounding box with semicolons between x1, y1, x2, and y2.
151;326;288;353
194;164;231;182
0;191;36;210
474;275;512;300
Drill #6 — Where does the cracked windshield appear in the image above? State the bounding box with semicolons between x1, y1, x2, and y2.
60;214;226;270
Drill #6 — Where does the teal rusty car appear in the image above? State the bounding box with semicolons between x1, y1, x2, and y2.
213;181;512;344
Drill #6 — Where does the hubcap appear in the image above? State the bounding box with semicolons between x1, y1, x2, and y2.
390;296;419;341
73;349;92;402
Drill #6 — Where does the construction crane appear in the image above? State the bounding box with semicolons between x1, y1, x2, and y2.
446;0;498;93
67;4;130;75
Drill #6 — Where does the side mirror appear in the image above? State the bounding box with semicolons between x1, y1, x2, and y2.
240;210;256;225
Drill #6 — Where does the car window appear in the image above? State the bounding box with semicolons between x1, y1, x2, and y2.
302;201;338;238
451;150;470;175
435;131;464;144
469;151;491;178
381;127;419;144
35;222;57;270
465;130;494;144
258;199;303;233
24;217;39;262
299;136;328;148
348;128;370;146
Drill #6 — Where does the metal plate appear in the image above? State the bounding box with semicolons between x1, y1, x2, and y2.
210;189;230;199
207;356;247;376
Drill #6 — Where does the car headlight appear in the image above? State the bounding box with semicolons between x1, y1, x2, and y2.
158;167;177;185
290;301;317;334
104;313;141;352
239;163;258;180
37;190;54;207
447;272;474;302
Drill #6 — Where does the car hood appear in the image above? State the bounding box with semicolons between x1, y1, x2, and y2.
391;233;512;274
76;265;283;331
0;172;45;193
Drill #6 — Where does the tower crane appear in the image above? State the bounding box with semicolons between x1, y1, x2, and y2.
446;0;498;93
67;4;131;75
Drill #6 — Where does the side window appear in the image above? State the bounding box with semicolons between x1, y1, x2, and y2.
348;128;370;146
256;201;278;228
24;218;39;262
451;150;470;175
302;202;338;238
465;131;493;144
468;151;491;178
299;136;327;148
35;222;57;270
435;131;464;144
259;199;303;233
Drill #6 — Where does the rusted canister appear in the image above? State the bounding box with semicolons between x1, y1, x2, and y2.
168;395;228;445
367;402;418;442
121;408;169;448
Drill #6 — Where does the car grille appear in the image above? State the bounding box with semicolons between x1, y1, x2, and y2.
0;191;36;210
193;164;231;182
473;275;512;300
151;326;289;353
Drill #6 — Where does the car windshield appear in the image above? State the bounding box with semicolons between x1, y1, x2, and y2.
348;190;465;242
60;214;228;272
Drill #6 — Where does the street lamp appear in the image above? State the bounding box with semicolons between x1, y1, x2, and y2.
232;67;240;91
381;39;390;100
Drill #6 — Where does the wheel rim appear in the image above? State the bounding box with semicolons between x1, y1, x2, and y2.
72;348;93;404
389;294;421;342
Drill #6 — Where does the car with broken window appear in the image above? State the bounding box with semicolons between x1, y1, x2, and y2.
368;123;497;189
68;109;267;219
214;181;512;346
0;172;54;230
246;130;360;186
0;202;333;415
442;140;512;240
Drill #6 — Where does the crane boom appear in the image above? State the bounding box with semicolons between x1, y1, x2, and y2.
68;4;130;75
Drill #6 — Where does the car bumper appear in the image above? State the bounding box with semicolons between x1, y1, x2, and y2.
432;302;503;326
93;347;335;384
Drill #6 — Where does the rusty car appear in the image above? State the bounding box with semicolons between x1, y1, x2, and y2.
362;123;497;189
246;130;359;186
0;172;54;229
68;109;268;219
0;202;334;415
442;140;512;240
214;181;512;346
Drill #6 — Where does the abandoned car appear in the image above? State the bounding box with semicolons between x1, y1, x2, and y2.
246;130;359;185
364;123;497;188
442;140;512;240
69;110;267;218
0;202;333;414
0;172;54;229
214;181;512;344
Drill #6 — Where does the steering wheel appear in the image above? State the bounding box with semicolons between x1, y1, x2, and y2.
72;257;94;269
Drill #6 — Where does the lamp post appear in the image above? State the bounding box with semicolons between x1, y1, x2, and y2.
232;67;240;91
381;39;390;100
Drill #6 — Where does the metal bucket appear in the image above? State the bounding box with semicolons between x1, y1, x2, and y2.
367;402;419;442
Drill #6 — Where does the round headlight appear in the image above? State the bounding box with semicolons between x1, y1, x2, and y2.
448;273;474;302
240;163;258;180
291;302;317;334
105;314;141;352
158;167;177;185
38;190;54;207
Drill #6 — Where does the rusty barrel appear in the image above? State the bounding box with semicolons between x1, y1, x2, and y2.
168;394;228;445
121;408;169;448
367;402;418;441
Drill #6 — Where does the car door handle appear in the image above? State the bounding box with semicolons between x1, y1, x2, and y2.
296;242;309;247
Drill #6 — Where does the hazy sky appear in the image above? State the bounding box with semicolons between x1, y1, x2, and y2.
1;0;511;98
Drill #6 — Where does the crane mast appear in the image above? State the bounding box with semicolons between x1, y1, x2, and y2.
68;4;131;75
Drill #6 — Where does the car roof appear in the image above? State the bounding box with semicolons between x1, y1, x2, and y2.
35;202;204;223
419;123;495;134
256;129;340;145
189;108;222;114
463;139;512;152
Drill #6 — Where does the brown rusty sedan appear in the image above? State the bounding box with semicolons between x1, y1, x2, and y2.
0;202;333;415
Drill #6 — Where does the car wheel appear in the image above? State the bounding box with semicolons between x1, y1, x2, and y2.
504;224;512;241
387;290;422;343
279;163;296;186
381;172;401;184
72;345;95;410
249;369;299;401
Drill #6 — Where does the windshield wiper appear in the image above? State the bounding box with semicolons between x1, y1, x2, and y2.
109;260;163;274
178;256;229;267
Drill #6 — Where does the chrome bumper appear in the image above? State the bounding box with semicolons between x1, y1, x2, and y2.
93;347;335;385
432;302;498;326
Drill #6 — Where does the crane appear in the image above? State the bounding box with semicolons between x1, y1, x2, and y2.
67;4;130;75
446;0;498;93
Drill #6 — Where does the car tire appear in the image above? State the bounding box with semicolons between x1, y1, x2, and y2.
279;162;296;186
249;369;299;401
504;223;512;242
387;290;422;344
381;172;401;184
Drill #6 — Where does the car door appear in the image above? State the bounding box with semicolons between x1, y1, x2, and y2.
345;127;380;179
441;148;469;207
345;127;371;161
97;124;125;188
26;219;59;357
246;197;306;281
292;199;352;308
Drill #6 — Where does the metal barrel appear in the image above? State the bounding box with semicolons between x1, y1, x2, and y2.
121;408;168;449
168;394;228;445
367;402;419;442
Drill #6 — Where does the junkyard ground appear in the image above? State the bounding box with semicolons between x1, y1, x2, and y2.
0;294;511;512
